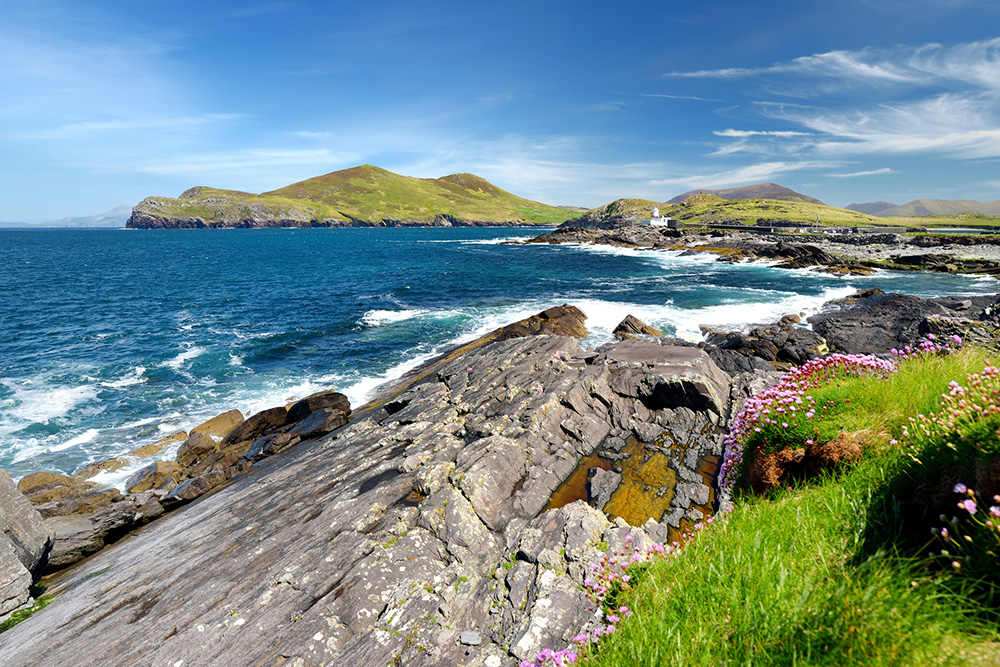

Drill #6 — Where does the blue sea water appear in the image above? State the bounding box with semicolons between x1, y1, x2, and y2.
2;227;997;487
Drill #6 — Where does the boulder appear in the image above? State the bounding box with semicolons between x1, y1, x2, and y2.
220;406;288;447
613;315;664;341
0;470;51;577
125;461;186;494
286;390;350;425
17;471;120;519
190;409;245;439
493;304;588;340
44;499;140;570
286;408;349;440
777;328;827;365
176;431;218;469
130;431;188;458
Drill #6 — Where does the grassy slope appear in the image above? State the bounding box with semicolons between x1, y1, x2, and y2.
575;195;1000;228
586;348;1000;666
573;195;881;226
135;165;572;226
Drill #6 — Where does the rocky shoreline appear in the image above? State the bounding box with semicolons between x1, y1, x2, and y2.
525;222;1000;278
3;294;1000;665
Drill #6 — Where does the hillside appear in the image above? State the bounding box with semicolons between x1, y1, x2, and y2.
562;194;877;229
667;182;825;205
845;200;897;216
849;197;1000;217
127;165;573;229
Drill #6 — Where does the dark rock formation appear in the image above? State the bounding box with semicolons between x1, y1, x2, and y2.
613;315;664;340
0;471;51;622
810;293;964;354
0;322;732;666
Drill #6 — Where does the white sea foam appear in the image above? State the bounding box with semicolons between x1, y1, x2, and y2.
0;382;99;426
360;309;426;327
162;346;207;370
229;353;245;367
103;366;147;389
50;428;100;452
118;417;159;430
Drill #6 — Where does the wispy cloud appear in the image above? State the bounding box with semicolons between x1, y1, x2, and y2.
681;39;1000;162
714;129;814;138
16;114;246;141
639;93;726;103
828;167;896;178
666;38;1000;91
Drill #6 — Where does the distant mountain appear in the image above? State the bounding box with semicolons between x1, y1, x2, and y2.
0;206;131;229
845;201;898;216
44;205;132;228
848;198;1000;217
128;165;573;229
667;182;825;206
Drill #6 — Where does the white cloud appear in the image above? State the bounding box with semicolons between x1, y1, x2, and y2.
828;168;896;178
16;114;246;141
683;39;1000;162
666;38;1000;92
714;129;814;138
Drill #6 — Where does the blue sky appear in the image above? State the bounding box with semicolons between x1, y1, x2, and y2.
2;0;999;221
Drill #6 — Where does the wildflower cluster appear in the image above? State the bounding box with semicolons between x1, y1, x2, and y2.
932;483;1000;585
720;353;896;490
906;360;1000;461
518;521;716;667
890;333;963;360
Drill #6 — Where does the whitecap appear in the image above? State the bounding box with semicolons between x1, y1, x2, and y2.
360;309;426;327
162;346;207;370
0;382;99;426
50;428;100;452
103;366;147;389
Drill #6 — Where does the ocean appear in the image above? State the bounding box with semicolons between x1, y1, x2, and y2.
2;227;996;488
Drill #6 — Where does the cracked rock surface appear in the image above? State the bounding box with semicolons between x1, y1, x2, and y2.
0;326;730;666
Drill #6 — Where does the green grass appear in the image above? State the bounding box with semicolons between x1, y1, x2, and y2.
0;594;53;634
585;348;1000;666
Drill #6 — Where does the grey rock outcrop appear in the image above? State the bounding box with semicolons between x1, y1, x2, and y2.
0;471;51;622
0;328;730;665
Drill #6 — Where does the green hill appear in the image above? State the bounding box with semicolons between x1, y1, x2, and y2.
563;194;879;228
127;165;573;229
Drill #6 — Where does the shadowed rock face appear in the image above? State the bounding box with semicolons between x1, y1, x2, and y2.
0;471;52;621
0;333;730;666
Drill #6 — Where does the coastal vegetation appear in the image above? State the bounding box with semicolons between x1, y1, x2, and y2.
526;344;1000;666
129;164;575;227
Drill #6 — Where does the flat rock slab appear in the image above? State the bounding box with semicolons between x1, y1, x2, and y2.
0;332;730;666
